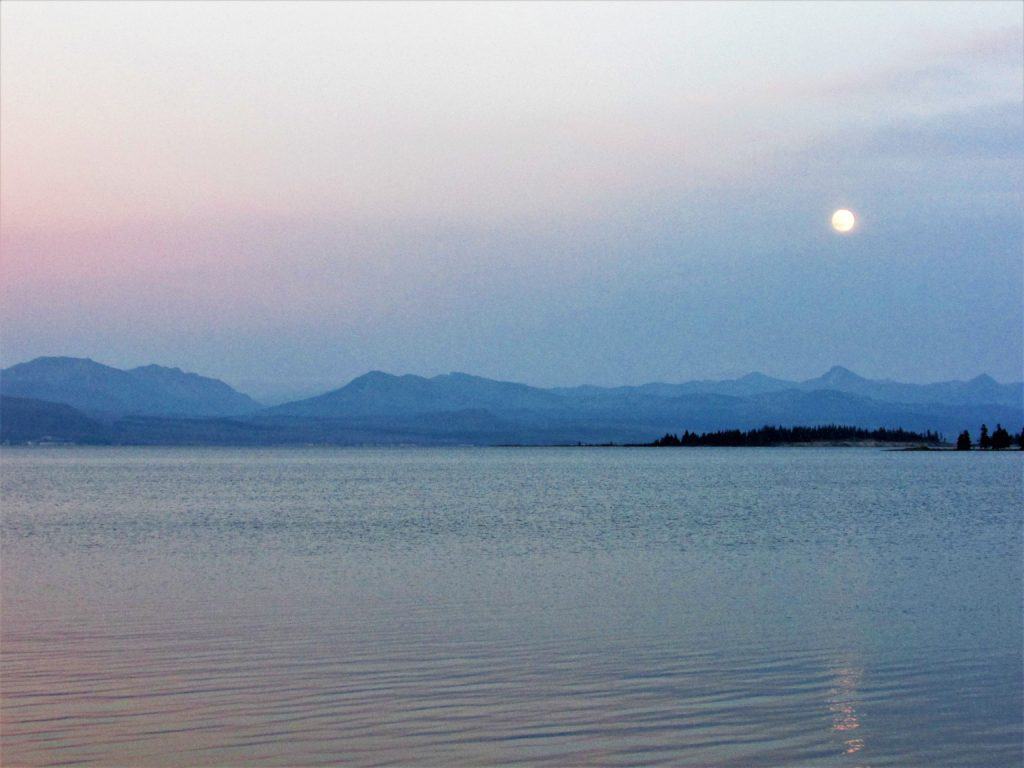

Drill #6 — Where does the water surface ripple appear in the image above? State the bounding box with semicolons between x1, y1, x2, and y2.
1;448;1021;766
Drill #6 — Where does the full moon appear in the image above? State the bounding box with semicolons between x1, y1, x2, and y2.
831;209;856;233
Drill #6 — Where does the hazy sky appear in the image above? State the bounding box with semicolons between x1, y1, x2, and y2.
2;1;1021;399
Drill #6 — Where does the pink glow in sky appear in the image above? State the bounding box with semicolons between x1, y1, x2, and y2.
2;2;1021;396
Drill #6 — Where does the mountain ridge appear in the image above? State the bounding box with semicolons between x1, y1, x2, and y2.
2;356;1021;445
0;357;261;417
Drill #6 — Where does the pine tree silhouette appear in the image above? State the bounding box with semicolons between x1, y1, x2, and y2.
991;424;1012;450
648;424;938;447
979;424;991;450
956;430;971;450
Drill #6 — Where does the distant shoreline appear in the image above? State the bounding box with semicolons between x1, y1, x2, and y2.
548;441;949;449
9;441;1023;451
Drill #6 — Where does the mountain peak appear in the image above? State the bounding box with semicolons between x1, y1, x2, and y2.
1;356;258;416
819;365;863;383
2;356;122;381
14;355;103;369
358;370;394;380
341;371;434;392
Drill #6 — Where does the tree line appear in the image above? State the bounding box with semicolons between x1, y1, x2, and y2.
649;424;942;447
955;424;1024;451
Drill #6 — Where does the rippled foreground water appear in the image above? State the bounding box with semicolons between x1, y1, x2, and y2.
1;448;1021;767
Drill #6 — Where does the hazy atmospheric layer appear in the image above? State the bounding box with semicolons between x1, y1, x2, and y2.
1;2;1021;401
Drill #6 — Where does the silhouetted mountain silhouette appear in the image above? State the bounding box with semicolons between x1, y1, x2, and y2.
0;357;260;417
2;359;1021;445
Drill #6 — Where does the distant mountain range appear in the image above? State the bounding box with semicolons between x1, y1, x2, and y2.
552;365;1022;407
0;357;260;417
1;357;1021;445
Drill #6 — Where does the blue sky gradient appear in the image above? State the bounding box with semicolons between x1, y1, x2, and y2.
1;2;1020;399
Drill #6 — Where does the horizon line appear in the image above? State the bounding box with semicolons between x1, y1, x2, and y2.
2;355;1020;403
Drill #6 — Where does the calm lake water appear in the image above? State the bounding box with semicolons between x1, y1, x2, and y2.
1;447;1021;767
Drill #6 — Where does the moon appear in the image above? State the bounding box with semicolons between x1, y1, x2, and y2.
831;209;856;233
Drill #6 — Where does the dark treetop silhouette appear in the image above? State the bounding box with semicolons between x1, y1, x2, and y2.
648;425;941;447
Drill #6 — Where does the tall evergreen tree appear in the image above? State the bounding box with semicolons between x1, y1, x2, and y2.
991;424;1011;450
956;430;971;450
979;424;991;450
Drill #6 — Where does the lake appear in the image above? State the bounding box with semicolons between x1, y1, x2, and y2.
1;447;1021;767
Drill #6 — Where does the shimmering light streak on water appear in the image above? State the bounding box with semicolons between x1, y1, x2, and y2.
1;447;1021;766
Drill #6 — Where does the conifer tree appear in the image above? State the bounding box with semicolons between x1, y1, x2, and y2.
956;430;971;450
991;424;1011;450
